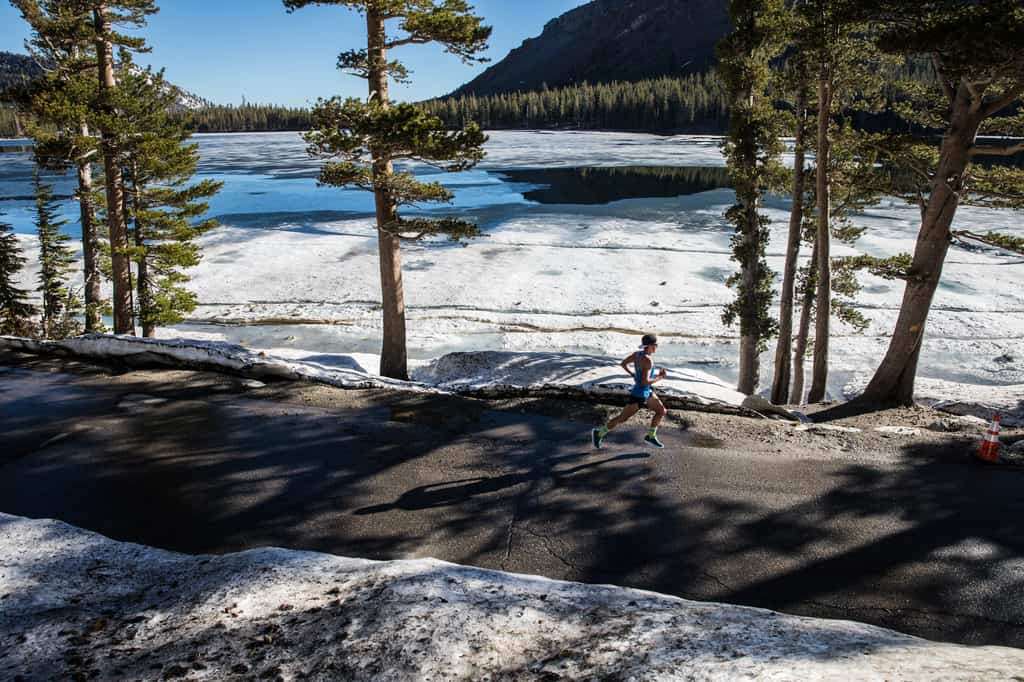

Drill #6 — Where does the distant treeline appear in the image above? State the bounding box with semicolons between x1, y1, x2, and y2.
173;104;312;133
2;63;939;138
1;103;312;138
423;61;940;134
421;73;730;133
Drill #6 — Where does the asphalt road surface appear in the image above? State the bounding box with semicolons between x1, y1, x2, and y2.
2;359;1023;648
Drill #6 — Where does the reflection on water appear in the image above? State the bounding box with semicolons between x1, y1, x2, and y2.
496;166;732;205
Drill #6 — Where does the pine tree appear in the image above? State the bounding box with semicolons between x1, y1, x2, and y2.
850;0;1024;406
14;0;105;332
90;0;158;335
284;0;491;380
34;169;82;339
118;59;222;337
0;214;37;337
718;0;789;395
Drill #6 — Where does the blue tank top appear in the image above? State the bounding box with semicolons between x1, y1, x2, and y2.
631;351;657;399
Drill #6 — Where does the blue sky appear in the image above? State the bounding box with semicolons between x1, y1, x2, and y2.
1;1;588;107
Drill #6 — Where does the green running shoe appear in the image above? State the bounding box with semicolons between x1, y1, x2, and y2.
591;428;606;449
644;433;665;449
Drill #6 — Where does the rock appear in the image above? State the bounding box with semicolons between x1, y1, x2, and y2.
740;395;801;422
926;415;989;433
794;423;863;434
994;354;1015;364
874;426;922;437
1009;440;1024;454
241;380;266;389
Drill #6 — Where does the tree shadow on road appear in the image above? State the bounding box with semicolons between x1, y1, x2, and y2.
3;374;1024;649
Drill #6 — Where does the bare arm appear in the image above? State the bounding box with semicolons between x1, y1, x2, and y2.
620;354;636;378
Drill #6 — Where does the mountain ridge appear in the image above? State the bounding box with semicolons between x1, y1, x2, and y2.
453;0;730;97
0;50;209;112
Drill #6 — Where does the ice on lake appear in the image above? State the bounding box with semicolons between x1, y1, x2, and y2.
3;130;1022;401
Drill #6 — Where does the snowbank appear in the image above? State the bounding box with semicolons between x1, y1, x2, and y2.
412;350;747;409
0;335;747;410
2;513;1022;681
0;334;424;393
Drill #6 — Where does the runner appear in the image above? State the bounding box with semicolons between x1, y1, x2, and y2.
592;333;668;449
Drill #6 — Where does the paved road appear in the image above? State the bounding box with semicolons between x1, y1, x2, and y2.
2;361;1023;648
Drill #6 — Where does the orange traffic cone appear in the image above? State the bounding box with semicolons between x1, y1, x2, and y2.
975;413;1002;464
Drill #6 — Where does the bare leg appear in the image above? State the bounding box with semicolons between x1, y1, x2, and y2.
646;394;667;429
606;403;640;431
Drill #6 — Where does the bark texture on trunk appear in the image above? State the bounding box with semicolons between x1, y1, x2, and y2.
861;85;981;406
94;5;134;335
737;199;761;396
130;162;154;338
770;85;807;405
735;89;760;396
367;8;409;380
808;72;832;403
76;124;101;332
790;241;817;405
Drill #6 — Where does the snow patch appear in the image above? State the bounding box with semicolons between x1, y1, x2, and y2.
412;350;746;408
0;336;746;410
2;512;1023;681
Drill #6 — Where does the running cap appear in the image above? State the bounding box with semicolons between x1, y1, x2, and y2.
640;333;659;348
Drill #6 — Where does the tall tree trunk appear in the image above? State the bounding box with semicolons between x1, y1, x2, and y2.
808;71;832;403
860;86;980;406
366;8;408;380
94;5;133;335
791;241;818;405
770;84;808;405
77;122;101;332
736;91;759;396
130;160;154;337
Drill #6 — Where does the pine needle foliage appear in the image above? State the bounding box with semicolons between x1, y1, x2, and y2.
284;0;492;379
718;0;789;394
33;169;81;339
0;214;37;336
116;57;222;336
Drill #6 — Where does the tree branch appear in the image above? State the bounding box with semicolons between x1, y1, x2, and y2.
952;230;1024;255
981;83;1024;119
969;141;1024;157
385;35;430;49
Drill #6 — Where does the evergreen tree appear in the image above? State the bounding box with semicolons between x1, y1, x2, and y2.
117;58;221;336
284;0;491;380
0;214;37;336
90;0;158;335
850;0;1024;406
14;0;105;332
34;169;82;339
718;0;789;395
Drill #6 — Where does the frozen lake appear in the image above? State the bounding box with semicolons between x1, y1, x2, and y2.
3;131;1023;400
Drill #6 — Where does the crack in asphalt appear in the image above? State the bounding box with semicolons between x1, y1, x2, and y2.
502;509;516;570
518;524;581;574
701;570;736;594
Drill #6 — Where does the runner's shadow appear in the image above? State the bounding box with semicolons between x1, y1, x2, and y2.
355;452;650;515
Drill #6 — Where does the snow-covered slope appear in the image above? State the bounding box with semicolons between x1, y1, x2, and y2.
2;512;1022;680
